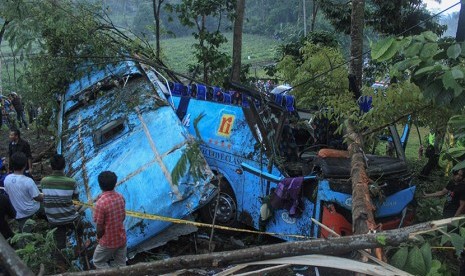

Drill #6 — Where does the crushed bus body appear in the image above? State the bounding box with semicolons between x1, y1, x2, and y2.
57;61;215;256
152;76;416;239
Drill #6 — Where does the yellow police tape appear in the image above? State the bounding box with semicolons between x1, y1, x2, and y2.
72;200;311;239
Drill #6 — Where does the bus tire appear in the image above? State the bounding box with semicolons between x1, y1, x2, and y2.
199;179;239;228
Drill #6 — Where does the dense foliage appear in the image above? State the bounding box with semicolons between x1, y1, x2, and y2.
320;0;446;36
276;40;351;111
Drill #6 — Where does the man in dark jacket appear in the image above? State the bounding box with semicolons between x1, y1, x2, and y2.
8;129;33;176
8;93;28;130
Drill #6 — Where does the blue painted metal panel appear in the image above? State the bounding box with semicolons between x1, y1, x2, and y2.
170;96;283;230
59;62;214;253
64;62;141;112
375;186;416;217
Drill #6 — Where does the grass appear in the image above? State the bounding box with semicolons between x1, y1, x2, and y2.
160;33;280;75
1;32;280;85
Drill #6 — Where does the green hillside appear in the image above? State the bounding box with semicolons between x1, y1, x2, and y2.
160;33;280;74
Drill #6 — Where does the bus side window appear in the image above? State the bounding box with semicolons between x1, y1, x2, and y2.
94;118;126;146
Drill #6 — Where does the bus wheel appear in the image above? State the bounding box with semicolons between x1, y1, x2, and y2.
199;180;238;227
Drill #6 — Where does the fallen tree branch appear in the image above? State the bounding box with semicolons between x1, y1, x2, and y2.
347;121;376;235
59;218;464;276
311;218;411;276
0;234;34;276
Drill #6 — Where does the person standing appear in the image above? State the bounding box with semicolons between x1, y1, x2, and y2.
8;93;28;130
41;154;80;256
3;152;43;232
92;171;126;269
8;128;33;177
0;193;16;239
423;168;465;217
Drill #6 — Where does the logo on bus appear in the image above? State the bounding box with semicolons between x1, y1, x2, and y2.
217;114;235;137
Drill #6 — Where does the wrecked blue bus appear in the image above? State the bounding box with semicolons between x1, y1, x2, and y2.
149;74;416;239
57;61;215;256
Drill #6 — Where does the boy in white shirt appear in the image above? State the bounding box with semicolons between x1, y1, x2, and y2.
4;152;43;232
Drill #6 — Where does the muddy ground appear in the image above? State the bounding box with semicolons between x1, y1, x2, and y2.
0;125;347;276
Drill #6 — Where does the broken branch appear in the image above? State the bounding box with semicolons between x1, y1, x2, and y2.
60;219;458;276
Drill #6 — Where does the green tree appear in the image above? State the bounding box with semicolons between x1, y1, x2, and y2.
276;41;351;110
319;0;445;36
1;0;162;115
371;31;465;168
167;0;235;85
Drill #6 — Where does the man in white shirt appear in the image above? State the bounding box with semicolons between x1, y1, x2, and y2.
4;152;43;232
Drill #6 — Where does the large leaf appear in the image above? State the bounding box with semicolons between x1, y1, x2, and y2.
390;247;409;269
371;37;395;60
450;233;465;256
404;246;427;275
447;44;462;59
447;148;465;159
453;160;465;172
420;243;432;272
442;71;463;97
377;40;401;62
414;64;443;77
442;71;459;89
422;80;443;100
423;31;439;42
405;42;422;57
448;115;465;130
441;233;450;245
426;260;442;276
451;95;465;112
420;43;439;60
395;57;421;71
451;68;464;79
435;89;454;105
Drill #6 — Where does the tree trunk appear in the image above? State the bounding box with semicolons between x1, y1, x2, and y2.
0;20;10;46
200;15;208;84
0;234;35;276
10;44;17;92
349;0;365;96
231;0;245;82
456;1;465;42
152;0;164;59
311;1;319;32
303;0;307;36
347;122;376;235
60;219;452;276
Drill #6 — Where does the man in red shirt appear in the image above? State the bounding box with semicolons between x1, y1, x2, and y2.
92;171;126;269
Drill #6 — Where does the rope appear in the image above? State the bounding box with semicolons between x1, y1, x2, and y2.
72;200;311;240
